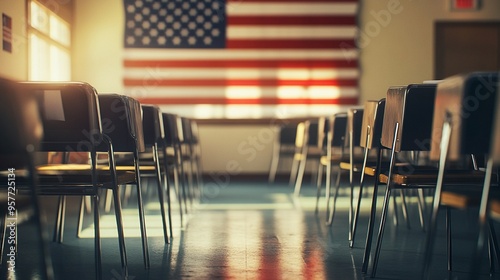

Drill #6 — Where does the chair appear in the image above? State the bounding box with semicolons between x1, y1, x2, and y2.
18;82;133;279
180;117;201;208
422;72;499;278
162;113;188;224
368;83;438;277
472;72;500;277
294;118;323;196
352;99;390;273
337;108;364;244
96;94;151;268
188;119;203;199
141;104;173;242
50;94;154;270
109;104;173;243
268;122;300;184
0;78;53;279
312;113;347;224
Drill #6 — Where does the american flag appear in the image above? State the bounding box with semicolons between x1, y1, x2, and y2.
123;0;359;119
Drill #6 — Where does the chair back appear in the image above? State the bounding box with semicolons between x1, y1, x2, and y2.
98;94;145;153
331;113;348;147
20;82;102;152
346;108;364;147
381;84;437;152
430;72;499;161
162;113;179;147
360;99;386;149
491;74;500;164
278;123;298;145
0;78;43;167
307;119;319;147
142;105;165;147
181;117;194;144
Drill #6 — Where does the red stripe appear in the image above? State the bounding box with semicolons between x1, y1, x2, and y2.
137;97;359;105
228;16;356;26
227;39;356;49
124;59;358;69
227;0;357;2
124;78;358;87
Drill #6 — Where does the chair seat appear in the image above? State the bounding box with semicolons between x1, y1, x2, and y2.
379;168;485;186
35;164;136;191
38;163;155;172
440;186;483;209
339;161;365;172
346;160;399;176
339;156;385;174
490;195;500;219
319;154;349;166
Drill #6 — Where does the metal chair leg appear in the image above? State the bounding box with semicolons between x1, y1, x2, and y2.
417;189;426;231
488;221;500;273
422;119;452;280
361;147;383;274
53;195;63;243
370;185;392;277
77;196;85;238
112;189;128;275
327;167;342;226
400;190;411;229
166;171;174;239
154;145;170;244
94;195;103;280
315;164;324;214
446;207;452;271
370;123;399;278
294;147;308;197
351;147;370;248
135;153;150;269
0;213;6;265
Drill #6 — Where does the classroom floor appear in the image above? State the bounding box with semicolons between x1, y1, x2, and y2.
2;176;497;280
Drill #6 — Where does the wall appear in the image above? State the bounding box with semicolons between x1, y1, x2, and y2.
358;0;500;103
0;1;27;80
72;0;124;93
70;0;500;174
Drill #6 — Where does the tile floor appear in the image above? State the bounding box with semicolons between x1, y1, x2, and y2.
1;176;498;280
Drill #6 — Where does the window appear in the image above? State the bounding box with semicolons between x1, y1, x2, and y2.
28;0;71;81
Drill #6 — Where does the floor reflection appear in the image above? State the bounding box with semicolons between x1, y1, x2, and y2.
6;180;497;280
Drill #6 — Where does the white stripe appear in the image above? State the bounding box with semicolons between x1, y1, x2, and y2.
157;104;354;119
227;3;358;16
227;26;357;39
123;86;358;98
123;49;358;60
123;68;359;80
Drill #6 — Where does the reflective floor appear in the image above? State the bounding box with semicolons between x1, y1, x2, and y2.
3;176;498;280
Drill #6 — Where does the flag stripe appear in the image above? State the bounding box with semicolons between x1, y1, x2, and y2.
226;3;357;16
228;0;357;2
123;68;359;79
123;59;357;68
123;78;358;87
137;97;359;105
228;16;356;26
124;86;359;98
226;39;356;49
227;26;357;39
123;49;358;60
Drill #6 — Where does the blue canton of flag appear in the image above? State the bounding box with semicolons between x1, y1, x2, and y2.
123;0;226;49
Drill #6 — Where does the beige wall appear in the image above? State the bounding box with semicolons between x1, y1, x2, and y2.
72;0;124;93
0;1;27;80
358;0;500;103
